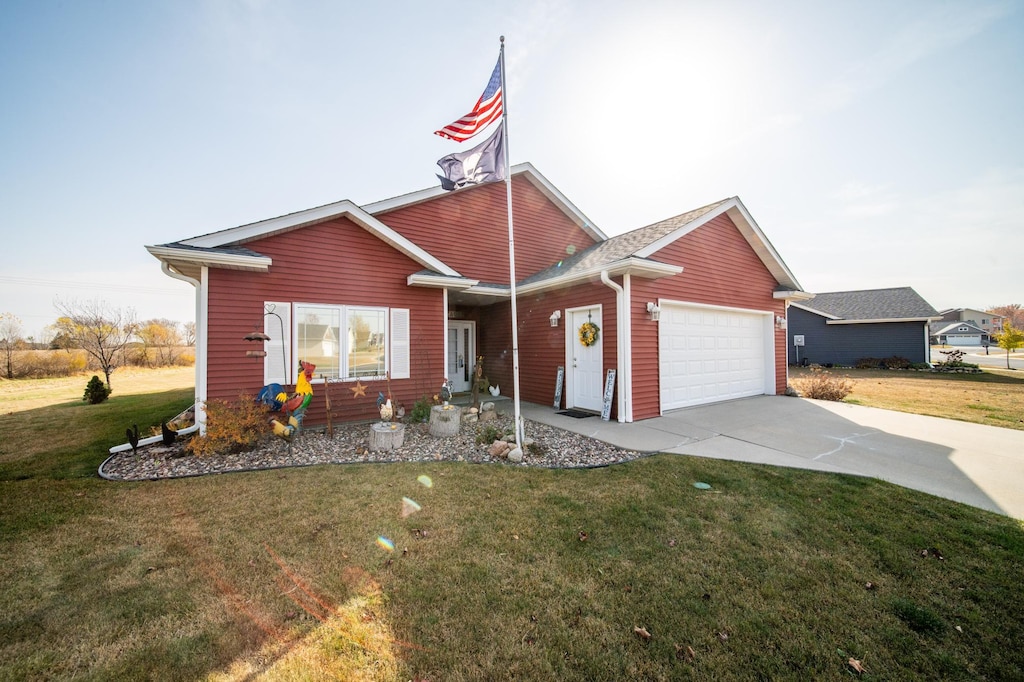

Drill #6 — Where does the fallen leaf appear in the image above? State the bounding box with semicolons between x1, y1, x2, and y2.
668;539;677;547
955;625;964;633
865;582;876;590
717;631;729;641
675;644;696;662
633;626;652;641
578;530;588;542
848;657;867;674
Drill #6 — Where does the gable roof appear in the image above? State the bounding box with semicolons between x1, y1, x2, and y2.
793;287;940;324
364;162;607;244
931;320;985;335
518;196;803;294
147;199;464;282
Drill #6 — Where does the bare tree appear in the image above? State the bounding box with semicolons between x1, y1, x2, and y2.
183;320;196;347
0;313;23;379
53;299;138;390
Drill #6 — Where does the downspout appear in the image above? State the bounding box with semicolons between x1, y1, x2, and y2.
107;262;203;455
600;270;627;423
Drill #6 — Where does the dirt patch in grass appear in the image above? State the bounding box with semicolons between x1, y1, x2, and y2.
790;367;1024;431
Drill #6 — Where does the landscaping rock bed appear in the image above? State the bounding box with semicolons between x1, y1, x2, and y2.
99;414;645;481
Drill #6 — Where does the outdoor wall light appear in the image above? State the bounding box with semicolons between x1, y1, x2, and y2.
646;302;661;321
549;310;561;327
775;315;787;330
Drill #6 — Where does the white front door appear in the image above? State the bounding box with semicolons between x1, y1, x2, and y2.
447;321;475;393
568;307;603;412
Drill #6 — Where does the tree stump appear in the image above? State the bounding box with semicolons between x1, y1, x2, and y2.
369;422;405;451
429;405;461;437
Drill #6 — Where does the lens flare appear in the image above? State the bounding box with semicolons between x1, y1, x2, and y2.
375;536;395;552
417;475;433;488
401;497;422;518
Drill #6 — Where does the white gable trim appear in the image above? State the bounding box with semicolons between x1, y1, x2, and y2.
634;197;802;292
179;200;461;277
146;245;272;272
363;163;607;243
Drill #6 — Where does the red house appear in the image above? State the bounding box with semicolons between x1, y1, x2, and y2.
148;164;808;431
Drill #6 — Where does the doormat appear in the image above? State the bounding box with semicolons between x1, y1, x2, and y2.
557;409;596;419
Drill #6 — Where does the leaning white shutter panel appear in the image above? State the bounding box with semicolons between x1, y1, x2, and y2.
390;308;410;380
264;302;291;384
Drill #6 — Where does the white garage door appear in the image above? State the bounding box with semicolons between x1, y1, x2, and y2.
659;303;769;411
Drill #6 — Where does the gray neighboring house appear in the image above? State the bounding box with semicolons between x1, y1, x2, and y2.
788;287;940;366
930;320;987;346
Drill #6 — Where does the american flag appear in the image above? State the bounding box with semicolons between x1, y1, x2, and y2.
434;57;503;142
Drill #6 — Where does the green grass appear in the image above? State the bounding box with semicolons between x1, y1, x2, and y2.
1;372;1023;680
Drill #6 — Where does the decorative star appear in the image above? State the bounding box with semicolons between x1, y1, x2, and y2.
350;380;367;399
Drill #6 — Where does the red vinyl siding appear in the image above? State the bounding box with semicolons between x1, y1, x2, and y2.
629;214;787;420
377;176;597;282
206;217;443;424
475;282;618;416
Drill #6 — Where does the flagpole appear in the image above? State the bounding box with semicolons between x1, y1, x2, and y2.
499;35;525;448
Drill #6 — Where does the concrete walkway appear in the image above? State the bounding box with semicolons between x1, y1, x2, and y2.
508;396;1024;519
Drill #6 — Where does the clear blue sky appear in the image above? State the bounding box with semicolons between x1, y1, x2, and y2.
2;0;1021;340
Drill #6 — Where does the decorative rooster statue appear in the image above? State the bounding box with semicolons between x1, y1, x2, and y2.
268;360;316;440
488;384;501;397
160;421;176;446
126;424;140;455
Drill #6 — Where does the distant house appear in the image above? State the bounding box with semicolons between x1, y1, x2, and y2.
788;287;940;366
929;321;987;346
937;308;1004;340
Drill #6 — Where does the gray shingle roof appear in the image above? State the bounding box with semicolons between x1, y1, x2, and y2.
800;287;939;321
519;199;730;286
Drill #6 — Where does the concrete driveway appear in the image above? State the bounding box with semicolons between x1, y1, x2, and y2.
517;396;1024;519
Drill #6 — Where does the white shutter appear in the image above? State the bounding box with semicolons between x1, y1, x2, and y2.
264;302;291;384
390;308;410;379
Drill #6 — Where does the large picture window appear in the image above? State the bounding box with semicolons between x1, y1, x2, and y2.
293;304;389;380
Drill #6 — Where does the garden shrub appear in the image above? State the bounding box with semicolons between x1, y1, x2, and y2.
409;395;433;423
476;423;509;446
185;395;270;457
855;357;883;369
883;356;911;369
794;367;854;401
83;375;111;404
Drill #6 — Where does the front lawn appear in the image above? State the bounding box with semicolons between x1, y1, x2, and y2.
2;370;1023;679
790;366;1024;431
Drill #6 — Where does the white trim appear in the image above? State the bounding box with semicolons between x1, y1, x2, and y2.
657;299;775;413
634;197;802;292
564;304;604;412
658;298;776;317
622;274;633;422
775;290;815;301
826;317;940;325
364;162;607;243
173;200;461;278
406;273;479;289
146;245;272;271
599;271;626;422
518;258;682;296
197;266;209;433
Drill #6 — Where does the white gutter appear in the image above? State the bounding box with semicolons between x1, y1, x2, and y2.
107;263;204;454
599;270;627;423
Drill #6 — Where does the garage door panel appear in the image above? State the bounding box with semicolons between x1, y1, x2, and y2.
659;304;768;411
